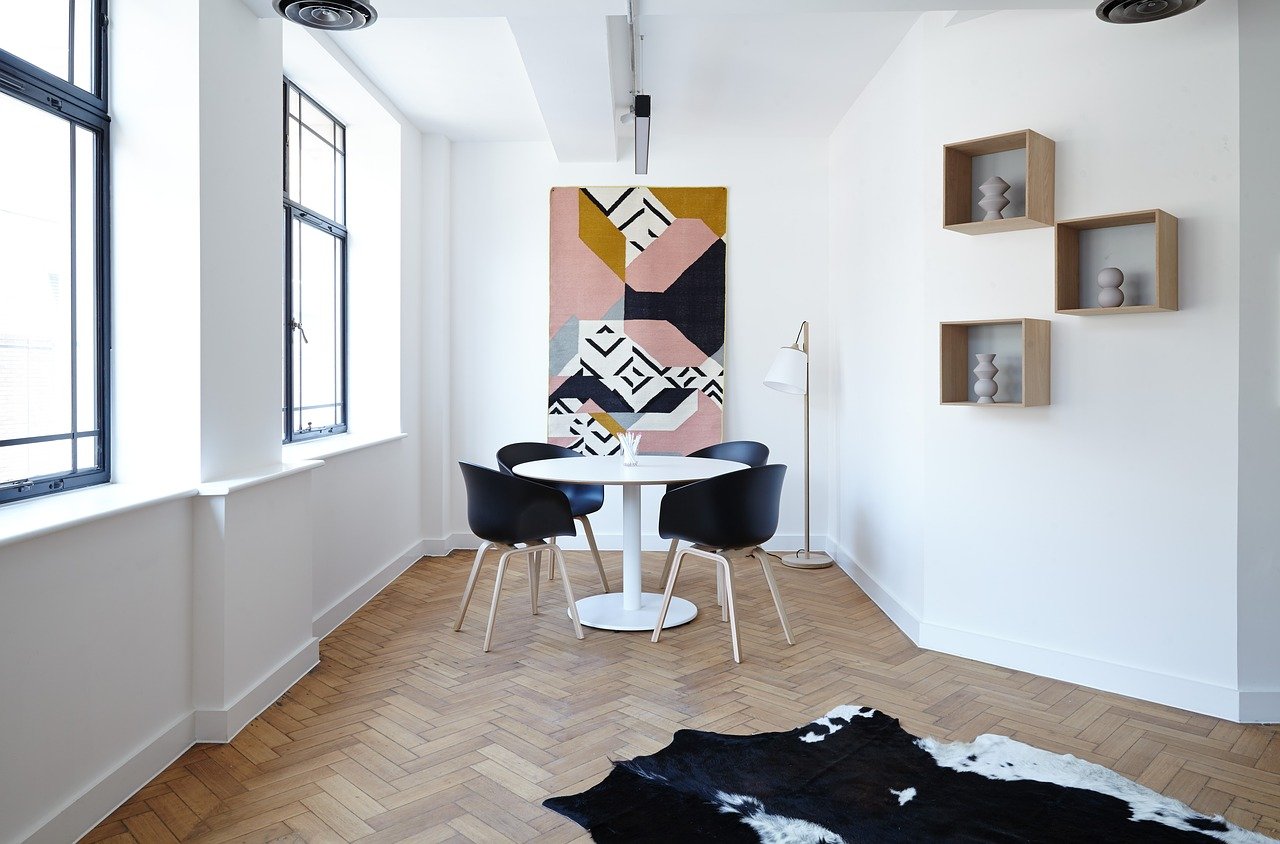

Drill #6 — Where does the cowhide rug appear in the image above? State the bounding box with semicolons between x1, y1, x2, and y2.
544;705;1277;843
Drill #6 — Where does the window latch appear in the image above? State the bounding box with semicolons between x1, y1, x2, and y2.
289;318;309;343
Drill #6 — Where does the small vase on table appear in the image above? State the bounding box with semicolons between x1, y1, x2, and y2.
616;431;641;467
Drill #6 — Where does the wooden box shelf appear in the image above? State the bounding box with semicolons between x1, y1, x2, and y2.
1055;209;1178;315
944;130;1055;234
940;319;1051;408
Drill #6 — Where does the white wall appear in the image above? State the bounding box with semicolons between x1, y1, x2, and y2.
829;5;1246;718
446;138;831;551
0;501;194;843
1236;0;1280;722
0;2;428;840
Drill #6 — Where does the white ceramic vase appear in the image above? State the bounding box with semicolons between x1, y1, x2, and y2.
977;176;1011;221
1097;267;1124;308
973;354;998;404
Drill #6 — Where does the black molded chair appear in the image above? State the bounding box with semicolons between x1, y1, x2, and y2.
497;442;611;594
651;465;794;663
656;441;770;591
454;462;584;652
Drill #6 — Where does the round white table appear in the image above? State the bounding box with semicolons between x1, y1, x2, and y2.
514;455;747;631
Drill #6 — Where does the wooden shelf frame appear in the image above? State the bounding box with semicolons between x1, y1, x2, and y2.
1055;209;1178;315
940;318;1051;408
944;130;1056;235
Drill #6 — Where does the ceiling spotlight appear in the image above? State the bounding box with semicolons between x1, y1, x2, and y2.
633;94;651;176
1096;0;1205;23
274;0;378;31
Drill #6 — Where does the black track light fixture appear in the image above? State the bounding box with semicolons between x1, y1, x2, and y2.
1096;0;1206;23
633;94;651;176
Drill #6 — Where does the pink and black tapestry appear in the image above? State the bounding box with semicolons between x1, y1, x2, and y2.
548;187;726;456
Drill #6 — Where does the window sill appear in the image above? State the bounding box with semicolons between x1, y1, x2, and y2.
0;482;199;550
198;461;325;497
283;431;408;462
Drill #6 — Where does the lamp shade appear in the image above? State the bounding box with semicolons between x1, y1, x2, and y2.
764;345;807;395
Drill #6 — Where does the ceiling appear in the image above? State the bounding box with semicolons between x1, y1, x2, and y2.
244;0;1097;163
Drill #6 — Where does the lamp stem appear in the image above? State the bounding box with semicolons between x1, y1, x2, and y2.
801;320;811;556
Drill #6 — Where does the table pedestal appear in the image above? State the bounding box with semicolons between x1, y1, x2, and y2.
572;484;698;631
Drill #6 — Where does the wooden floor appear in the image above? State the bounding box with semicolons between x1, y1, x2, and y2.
87;549;1280;843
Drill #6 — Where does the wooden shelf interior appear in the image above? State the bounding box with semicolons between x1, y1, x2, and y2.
1055;209;1177;314
940;319;1051;407
944;130;1055;233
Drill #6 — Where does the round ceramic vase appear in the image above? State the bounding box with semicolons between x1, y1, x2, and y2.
1098;267;1124;308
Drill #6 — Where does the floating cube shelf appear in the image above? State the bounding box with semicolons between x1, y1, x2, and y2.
944;130;1056;234
940;319;1051;408
1055;209;1178;315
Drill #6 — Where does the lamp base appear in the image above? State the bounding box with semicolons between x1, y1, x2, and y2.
779;550;834;569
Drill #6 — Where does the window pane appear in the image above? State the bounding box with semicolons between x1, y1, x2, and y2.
0;96;73;445
287;115;301;201
0;2;96;93
292;221;342;435
299;122;337;221
0;439;72;484
74;125;97;436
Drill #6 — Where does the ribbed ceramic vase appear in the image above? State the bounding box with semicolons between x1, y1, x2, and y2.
1097;267;1125;308
973;354;998;404
977;176;1011;221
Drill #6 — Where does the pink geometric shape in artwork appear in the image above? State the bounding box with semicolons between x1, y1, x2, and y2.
625;218;719;294
624;320;712;368
635;394;722;456
550;188;625;337
550;375;569;393
578;400;604;415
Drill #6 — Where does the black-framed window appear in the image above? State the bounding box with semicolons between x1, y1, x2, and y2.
0;2;111;505
283;80;347;443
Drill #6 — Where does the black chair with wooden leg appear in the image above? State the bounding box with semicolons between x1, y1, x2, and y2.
497;442;611;594
651;464;794;663
656;441;770;593
454;462;585;652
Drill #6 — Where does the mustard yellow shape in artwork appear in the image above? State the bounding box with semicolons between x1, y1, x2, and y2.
579;191;627;281
650;187;727;238
589;412;626;436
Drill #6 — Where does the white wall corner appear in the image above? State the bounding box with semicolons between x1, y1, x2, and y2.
194;638;320;743
1238;689;1280;725
313;540;429;638
829;539;922;644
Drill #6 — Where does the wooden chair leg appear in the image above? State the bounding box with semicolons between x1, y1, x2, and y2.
578;516;611;593
651;548;687;643
719;567;728;622
528;551;540;615
754;549;794;645
657;539;678;592
720;556;741;663
551;544;585;640
483;549;516;652
544;541;554;582
454;542;492;631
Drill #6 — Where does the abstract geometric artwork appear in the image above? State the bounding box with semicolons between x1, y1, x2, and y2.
549;187;726;456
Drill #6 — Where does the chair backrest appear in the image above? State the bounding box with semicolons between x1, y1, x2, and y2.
458;462;576;545
658;464;786;551
496;442;580;474
688;440;770;467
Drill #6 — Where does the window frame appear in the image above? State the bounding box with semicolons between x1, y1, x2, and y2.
282;79;349;444
0;2;112;505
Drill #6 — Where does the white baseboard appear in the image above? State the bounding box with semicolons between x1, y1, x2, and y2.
1238;689;1280;724
919;622;1241;722
425;531;816;556
313;539;429;638
194;638;320;742
828;539;921;643
25;713;195;844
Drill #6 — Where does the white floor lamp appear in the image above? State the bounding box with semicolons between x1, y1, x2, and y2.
764;321;834;569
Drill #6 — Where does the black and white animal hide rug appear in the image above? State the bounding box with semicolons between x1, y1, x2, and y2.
544;705;1277;843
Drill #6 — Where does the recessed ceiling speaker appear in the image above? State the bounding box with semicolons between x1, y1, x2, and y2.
1096;0;1205;23
273;0;378;31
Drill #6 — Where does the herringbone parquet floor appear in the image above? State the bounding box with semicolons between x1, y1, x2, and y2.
85;550;1280;843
